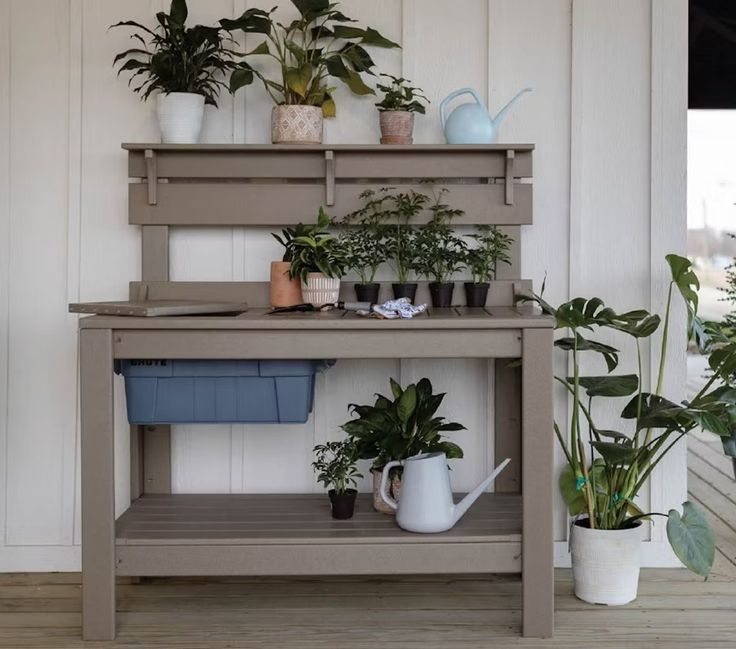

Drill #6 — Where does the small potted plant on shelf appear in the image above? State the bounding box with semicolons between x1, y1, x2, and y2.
270;224;315;308
375;74;429;144
312;439;363;519
463;225;513;307
413;192;466;308
517;254;736;605
288;207;346;305
221;0;400;144
342;377;464;514
111;0;250;143
339;190;392;303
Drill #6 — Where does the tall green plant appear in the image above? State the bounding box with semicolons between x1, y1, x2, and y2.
339;191;390;284
111;0;250;106
312;440;362;495
375;74;429;113
465;225;513;283
413;190;466;283
518;255;736;578
221;0;400;116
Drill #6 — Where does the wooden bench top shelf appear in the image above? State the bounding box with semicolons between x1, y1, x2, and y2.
78;143;553;641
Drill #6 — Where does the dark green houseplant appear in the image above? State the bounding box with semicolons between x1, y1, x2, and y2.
111;0;251;143
312;439;363;519
342;377;464;514
220;0;400;143
375;74;429;144
518;254;736;604
464;225;513;307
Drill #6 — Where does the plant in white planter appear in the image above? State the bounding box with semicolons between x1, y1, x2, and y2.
463;225;513;307
221;0;400;144
518;255;736;605
375;74;429;144
111;0;250;143
288;208;346;305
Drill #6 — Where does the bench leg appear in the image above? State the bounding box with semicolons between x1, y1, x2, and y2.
521;328;554;637
81;329;116;640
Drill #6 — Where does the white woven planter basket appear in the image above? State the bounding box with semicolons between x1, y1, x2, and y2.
571;521;643;605
301;273;340;305
157;92;205;144
271;105;323;144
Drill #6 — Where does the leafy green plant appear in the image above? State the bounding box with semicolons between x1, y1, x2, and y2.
375;74;429;113
288;207;346;281
312;439;363;494
465;225;513;283
413;191;466;283
342;377;465;471
221;0;400;116
517;254;736;578
385;190;429;284
272;222;321;262
111;0;249;106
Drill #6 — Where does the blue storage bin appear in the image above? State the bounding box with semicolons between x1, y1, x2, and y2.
117;359;329;424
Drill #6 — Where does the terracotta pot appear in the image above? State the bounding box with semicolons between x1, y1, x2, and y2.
379;110;415;144
269;261;303;308
371;469;401;515
271;105;323;144
301;272;340;305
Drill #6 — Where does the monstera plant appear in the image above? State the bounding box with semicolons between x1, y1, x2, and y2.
518;254;736;605
220;0;400;143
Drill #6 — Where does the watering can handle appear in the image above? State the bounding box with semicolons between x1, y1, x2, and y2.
379;460;402;511
440;88;484;129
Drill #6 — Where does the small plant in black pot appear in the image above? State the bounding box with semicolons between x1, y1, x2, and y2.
464;226;513;307
413;191;466;308
340;191;390;303
312;440;363;520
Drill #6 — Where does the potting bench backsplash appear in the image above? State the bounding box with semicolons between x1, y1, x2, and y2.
76;143;554;641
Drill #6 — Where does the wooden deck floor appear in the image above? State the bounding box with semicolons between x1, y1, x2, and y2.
1;437;735;649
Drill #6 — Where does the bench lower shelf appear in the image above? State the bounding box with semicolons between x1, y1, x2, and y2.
115;493;522;576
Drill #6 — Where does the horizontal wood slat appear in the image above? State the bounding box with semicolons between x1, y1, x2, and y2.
128;183;533;226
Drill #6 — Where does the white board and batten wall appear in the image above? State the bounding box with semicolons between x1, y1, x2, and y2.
0;0;687;571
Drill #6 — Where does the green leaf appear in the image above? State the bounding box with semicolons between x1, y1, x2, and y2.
396;384;417;423
574;374;639;398
666;501;714;578
321;95;336;117
389;377;403;400
169;0;188;26
228;66;255;93
285;63;312;98
559;464;604;516
340;69;374;95
220;8;273;34
284;40;306;64
555;335;619;372
333;25;366;40
291;0;330;21
590;441;637;465
247;41;270;56
436;441;464;459
361;27;400;48
666;253;700;336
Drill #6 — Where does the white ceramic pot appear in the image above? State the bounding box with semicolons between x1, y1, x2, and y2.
157;92;205;144
301;273;340;305
571;520;643;605
271;105;323;144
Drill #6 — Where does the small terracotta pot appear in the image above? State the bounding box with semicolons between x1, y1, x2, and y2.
379;110;415;144
269;261;303;308
371;469;401;515
271;105;323;144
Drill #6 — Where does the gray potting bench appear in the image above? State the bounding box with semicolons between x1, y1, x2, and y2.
78;144;554;640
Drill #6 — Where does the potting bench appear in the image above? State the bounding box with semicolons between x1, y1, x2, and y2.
78;144;554;640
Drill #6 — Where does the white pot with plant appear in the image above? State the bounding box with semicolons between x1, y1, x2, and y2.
288;208;345;306
112;0;250;144
341;377;465;515
312;439;363;520
463;225;513;307
518;254;736;605
375;74;429;144
221;1;400;144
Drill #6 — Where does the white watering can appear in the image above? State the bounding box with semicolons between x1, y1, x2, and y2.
380;453;511;533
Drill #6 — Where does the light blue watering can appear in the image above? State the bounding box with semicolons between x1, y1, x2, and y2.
440;87;532;144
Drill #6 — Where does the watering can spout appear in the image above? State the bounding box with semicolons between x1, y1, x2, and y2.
491;87;532;128
452;458;511;524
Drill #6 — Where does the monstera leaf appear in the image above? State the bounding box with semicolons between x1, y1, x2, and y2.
667;502;714;578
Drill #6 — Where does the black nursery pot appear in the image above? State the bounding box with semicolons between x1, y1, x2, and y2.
464;282;490;307
429;282;455;308
355;282;380;303
329;489;358;520
392;282;418;302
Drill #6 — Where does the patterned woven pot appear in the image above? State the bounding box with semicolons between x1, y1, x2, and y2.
301;273;340;305
372;469;401;515
271;105;323;144
379;110;415;144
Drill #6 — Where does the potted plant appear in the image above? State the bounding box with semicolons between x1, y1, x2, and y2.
111;0;250;143
221;0;400;144
463;225;513;307
341;377;464;514
375;74;429;144
288;207;346;305
413;192;466;308
518;254;736;605
339;190;391;303
312;439;363;519
270;224;315;308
